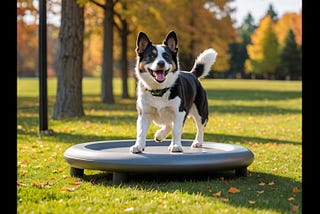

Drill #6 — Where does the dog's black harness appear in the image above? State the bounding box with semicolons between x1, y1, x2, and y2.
149;88;170;97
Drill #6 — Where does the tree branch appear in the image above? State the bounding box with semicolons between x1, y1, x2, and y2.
113;12;123;31
114;20;121;32
89;0;105;9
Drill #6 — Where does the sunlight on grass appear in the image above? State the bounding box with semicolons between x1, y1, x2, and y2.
17;78;302;214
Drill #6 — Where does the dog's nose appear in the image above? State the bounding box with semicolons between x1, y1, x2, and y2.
157;61;165;68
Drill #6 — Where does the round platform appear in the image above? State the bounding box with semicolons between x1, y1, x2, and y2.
64;140;254;183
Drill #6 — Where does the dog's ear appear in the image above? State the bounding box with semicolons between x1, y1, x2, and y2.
163;31;178;53
136;32;151;54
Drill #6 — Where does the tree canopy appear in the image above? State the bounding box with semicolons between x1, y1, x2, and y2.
246;15;280;78
17;0;302;81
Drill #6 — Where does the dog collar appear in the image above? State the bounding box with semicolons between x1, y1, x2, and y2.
149;88;170;97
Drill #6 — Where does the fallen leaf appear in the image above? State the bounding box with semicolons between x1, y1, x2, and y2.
290;204;299;212
256;190;264;195
21;170;28;175
268;181;275;186
70;180;82;185
86;124;94;129
248;200;256;204
124;207;134;212
288;197;295;201
228;187;240;193
61;187;76;192
258;182;266;186
212;191;221;197
17;181;27;186
32;182;52;188
292;187;301;193
220;197;229;202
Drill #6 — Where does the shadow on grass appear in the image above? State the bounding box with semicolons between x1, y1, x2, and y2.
17;128;134;144
206;89;301;101
17;127;300;146
208;104;301;115
82;170;302;213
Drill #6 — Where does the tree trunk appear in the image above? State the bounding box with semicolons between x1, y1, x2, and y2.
120;19;129;98
52;0;84;119
101;0;115;103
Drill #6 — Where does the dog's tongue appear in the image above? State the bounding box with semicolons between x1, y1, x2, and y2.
155;71;165;82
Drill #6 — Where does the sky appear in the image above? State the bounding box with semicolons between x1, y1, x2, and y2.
229;0;302;27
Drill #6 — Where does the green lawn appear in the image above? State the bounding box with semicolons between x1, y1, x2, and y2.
17;77;302;214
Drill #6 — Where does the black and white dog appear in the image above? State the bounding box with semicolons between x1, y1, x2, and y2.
130;31;217;153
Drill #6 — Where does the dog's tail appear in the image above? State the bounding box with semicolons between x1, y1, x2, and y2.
190;48;217;79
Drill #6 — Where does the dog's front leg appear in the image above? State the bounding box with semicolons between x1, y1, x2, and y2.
168;111;186;152
130;114;151;153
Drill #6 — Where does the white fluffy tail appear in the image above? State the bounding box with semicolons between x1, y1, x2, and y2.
191;48;217;79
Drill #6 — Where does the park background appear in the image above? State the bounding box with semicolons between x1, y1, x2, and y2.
17;0;302;213
18;0;302;80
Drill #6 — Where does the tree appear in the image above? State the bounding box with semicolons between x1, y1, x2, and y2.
82;4;104;77
52;0;85;118
266;3;278;21
261;23;280;79
246;15;280;79
279;29;301;80
78;0;115;104
274;11;302;47
239;13;256;44
113;0;138;98
228;12;256;78
101;0;115;103
133;0;237;72
17;0;59;77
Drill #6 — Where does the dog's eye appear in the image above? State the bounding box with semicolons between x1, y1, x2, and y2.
147;53;156;61
162;52;171;61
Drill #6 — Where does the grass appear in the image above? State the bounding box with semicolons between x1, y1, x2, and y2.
17;77;302;214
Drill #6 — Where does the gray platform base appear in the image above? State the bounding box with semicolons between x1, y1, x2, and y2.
64;140;254;184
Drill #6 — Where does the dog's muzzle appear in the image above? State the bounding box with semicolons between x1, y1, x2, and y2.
148;69;169;83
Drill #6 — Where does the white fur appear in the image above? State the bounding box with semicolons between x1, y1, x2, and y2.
192;48;217;79
131;84;184;153
130;47;217;153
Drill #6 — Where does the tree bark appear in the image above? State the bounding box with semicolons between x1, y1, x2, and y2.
120;19;129;98
52;0;85;119
101;0;115;103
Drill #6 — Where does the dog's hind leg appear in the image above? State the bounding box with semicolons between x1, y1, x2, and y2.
189;105;204;148
154;124;172;142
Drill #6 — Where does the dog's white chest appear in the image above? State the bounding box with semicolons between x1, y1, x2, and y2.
139;91;181;124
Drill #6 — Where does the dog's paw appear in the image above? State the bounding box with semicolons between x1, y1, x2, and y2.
168;145;183;152
154;137;162;142
129;145;144;153
191;141;202;148
154;129;167;142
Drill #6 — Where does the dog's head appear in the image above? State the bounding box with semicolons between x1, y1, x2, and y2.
135;31;179;89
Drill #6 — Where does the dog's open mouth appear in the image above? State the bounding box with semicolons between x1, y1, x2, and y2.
148;69;169;83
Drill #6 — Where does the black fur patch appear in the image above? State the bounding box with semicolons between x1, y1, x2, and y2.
169;71;208;124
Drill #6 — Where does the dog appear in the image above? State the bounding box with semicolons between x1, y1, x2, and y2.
130;31;217;153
